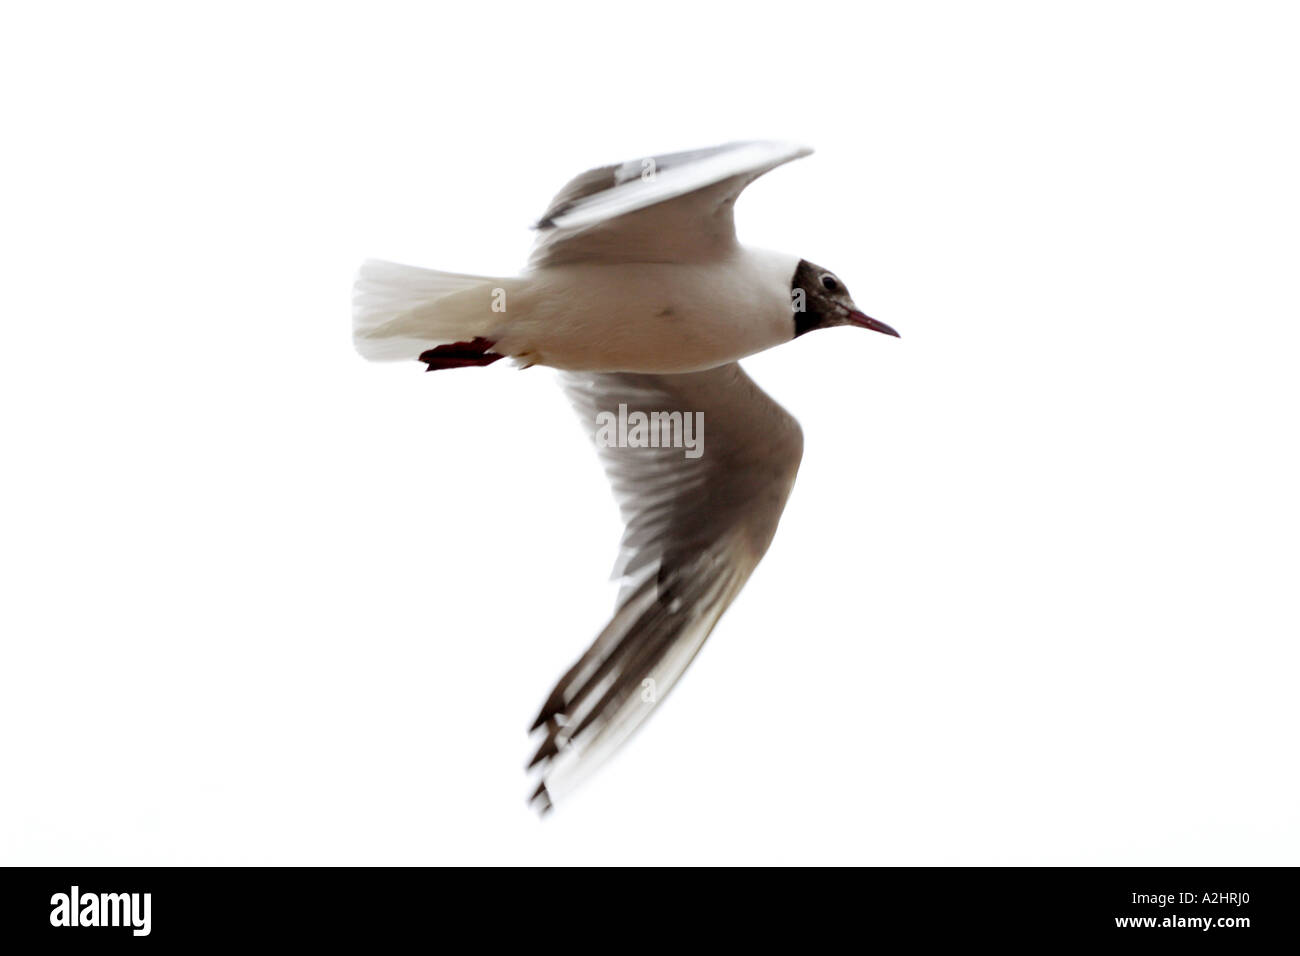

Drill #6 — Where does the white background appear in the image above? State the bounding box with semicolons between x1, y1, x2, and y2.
2;2;1297;865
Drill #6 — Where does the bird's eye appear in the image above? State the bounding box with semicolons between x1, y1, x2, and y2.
821;274;839;292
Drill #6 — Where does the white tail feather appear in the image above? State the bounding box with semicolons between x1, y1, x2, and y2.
352;259;502;361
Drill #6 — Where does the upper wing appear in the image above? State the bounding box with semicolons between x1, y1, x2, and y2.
528;141;812;269
528;362;804;810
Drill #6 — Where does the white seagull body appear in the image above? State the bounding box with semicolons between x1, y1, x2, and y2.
352;141;898;811
487;248;800;373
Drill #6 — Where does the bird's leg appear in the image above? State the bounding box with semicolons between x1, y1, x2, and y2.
418;338;505;371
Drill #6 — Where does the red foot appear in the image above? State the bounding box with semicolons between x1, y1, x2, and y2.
418;337;505;371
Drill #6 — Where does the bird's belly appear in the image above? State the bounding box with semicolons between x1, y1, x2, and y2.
537;304;767;373
500;263;791;373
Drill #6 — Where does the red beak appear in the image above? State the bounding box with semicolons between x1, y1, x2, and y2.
847;310;900;338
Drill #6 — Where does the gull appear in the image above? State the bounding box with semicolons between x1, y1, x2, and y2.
352;141;899;812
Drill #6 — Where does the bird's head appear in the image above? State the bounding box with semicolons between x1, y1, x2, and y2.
791;259;899;339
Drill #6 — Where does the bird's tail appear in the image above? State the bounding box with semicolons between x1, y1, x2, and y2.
352;259;509;362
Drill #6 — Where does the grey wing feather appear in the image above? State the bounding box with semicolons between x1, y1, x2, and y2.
533;143;765;227
528;363;804;809
528;141;812;269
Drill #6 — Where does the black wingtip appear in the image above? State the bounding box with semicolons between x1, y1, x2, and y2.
529;781;553;816
527;735;560;769
529;696;564;732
